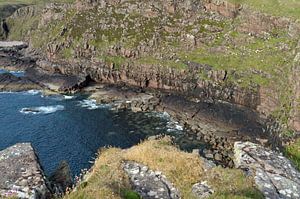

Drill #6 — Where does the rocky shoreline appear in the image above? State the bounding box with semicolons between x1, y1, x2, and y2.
0;25;299;199
0;41;292;166
0;0;300;197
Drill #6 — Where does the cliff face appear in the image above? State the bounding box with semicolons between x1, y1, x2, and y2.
4;0;300;133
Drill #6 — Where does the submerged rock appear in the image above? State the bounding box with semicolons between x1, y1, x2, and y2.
123;161;180;199
0;143;51;199
234;141;300;199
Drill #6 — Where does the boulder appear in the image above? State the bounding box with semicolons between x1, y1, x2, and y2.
0;41;28;50
123;161;180;199
234;141;300;199
192;181;214;199
0;143;51;199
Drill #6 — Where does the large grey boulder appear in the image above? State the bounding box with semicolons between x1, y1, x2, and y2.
191;181;214;199
0;41;28;50
123;161;180;199
234;141;300;199
0;143;51;199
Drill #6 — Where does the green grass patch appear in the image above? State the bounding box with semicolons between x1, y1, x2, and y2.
228;0;300;19
98;55;127;70
136;57;187;70
179;31;296;87
123;190;141;199
285;139;300;170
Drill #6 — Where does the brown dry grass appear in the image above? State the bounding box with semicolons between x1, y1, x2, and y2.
64;148;130;199
64;137;263;199
124;137;204;198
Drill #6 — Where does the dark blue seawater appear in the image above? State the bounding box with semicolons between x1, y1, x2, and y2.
0;90;185;177
0;69;25;77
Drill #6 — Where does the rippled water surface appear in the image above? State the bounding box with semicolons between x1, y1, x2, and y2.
0;69;25;77
0;90;186;176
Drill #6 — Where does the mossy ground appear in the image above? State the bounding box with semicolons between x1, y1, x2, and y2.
0;0;75;6
228;0;300;19
65;137;263;199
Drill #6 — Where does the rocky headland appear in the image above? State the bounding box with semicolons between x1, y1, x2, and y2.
0;0;300;198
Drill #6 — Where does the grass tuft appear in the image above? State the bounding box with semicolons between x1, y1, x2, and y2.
285;139;300;171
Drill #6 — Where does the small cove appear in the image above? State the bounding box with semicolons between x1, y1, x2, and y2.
0;71;203;176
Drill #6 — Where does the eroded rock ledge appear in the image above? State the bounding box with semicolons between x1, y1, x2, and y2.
0;143;51;199
123;161;180;199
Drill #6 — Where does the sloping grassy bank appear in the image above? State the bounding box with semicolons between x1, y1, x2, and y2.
65;137;263;199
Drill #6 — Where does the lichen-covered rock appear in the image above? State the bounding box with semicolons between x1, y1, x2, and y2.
123;161;180;199
234;141;300;199
192;181;214;199
0;143;51;199
0;41;28;50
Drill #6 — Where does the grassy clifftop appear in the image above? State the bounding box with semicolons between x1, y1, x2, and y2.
65;137;263;199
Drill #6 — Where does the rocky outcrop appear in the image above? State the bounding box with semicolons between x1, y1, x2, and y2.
234;142;300;199
26;66;91;93
49;161;73;196
0;143;51;199
0;41;35;72
0;73;42;91
191;182;214;199
0;41;28;50
123;161;180;199
203;0;241;18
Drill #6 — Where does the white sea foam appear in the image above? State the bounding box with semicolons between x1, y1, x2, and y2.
41;94;76;101
146;111;184;132
0;90;41;95
78;99;110;110
10;70;24;73
63;95;76;100
20;105;65;115
146;111;170;119
0;91;14;94
23;90;41;95
0;69;25;77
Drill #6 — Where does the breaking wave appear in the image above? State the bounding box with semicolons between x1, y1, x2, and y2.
20;105;65;115
78;99;110;110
